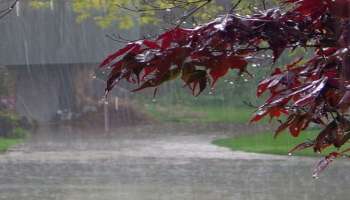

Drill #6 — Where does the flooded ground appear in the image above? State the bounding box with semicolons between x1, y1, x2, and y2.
0;124;349;200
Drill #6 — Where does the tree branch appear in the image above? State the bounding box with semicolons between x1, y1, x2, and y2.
0;0;18;19
229;0;242;14
175;0;212;28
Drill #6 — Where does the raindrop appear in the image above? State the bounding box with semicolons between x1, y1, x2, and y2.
50;0;54;10
15;1;20;17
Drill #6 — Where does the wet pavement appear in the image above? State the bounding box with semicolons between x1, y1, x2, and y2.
0;124;349;200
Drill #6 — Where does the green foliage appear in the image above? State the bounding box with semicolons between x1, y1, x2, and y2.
143;102;255;123
0;138;22;152
0;112;30;139
10;127;29;139
29;0;51;9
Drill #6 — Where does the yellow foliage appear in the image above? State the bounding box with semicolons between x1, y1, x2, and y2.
29;0;50;9
29;0;279;29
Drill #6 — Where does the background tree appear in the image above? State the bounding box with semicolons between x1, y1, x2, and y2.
100;0;350;177
29;0;278;29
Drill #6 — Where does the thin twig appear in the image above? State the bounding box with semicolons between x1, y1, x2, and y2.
229;0;242;13
262;0;266;10
106;33;157;44
175;0;212;28
243;100;259;109
115;0;208;13
0;0;18;19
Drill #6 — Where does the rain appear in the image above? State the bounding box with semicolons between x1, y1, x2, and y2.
0;0;349;200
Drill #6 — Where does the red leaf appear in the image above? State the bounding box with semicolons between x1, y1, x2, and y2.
314;121;337;153
159;33;172;49
274;115;297;137
143;40;160;49
141;66;157;81
257;69;283;97
294;77;328;106
257;81;269;97
132;80;159;92
289;140;315;154
284;0;329;18
317;47;338;56
338;91;350;112
250;109;268;123
312;152;341;178
210;65;229;87
100;43;138;68
289;122;302;137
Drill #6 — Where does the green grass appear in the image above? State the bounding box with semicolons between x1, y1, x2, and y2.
0;138;22;152
144;104;257;123
212;129;350;157
190;106;255;123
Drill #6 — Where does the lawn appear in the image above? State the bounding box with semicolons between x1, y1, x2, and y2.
212;129;350;157
0;138;22;152
144;104;257;123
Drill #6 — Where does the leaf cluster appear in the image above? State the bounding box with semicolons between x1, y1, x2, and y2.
101;0;350;175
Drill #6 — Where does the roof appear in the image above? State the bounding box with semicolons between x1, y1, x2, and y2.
0;1;140;66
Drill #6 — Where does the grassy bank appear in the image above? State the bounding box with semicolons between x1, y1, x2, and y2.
0;138;22;152
144;104;256;123
212;129;350;157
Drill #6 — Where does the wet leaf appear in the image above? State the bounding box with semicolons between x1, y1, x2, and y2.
289;140;315;154
100;43;138;68
313;152;341;178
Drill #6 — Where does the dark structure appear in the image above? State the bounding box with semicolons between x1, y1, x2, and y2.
0;1;139;122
